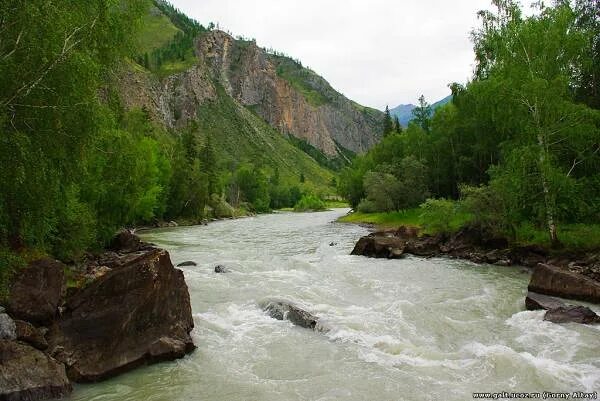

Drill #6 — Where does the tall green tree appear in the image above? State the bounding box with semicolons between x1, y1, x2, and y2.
0;0;147;249
382;106;394;136
412;95;432;132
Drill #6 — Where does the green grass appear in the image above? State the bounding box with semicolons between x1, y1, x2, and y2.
155;51;197;78
338;209;423;229
341;207;600;251
338;207;472;234
136;8;181;54
515;223;600;251
325;200;350;208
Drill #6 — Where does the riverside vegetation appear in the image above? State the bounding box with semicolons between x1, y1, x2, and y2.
0;0;366;297
339;0;600;252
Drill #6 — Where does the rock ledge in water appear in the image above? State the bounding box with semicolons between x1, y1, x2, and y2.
543;306;600;324
525;292;566;311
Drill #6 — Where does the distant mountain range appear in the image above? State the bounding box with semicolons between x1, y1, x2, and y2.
390;95;452;127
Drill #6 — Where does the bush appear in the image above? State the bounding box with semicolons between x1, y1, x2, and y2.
357;199;378;213
460;184;513;238
294;194;326;212
209;194;235;218
419;198;458;233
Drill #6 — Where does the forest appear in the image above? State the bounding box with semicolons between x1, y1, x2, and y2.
339;0;600;249
0;0;328;296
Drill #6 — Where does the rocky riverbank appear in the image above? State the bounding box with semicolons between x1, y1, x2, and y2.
0;231;195;400
351;226;600;309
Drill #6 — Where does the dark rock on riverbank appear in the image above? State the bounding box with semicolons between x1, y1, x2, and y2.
0;230;196;399
544;306;600;324
528;263;600;304
351;226;600;304
261;300;320;330
351;226;557;268
6;258;65;326
48;248;195;382
0;339;72;400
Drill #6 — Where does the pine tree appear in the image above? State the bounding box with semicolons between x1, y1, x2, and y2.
394;115;402;133
383;106;394;136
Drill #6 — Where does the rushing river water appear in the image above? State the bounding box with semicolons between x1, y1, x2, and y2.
69;209;600;401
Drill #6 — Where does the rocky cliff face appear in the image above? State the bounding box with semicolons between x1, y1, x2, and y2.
197;31;383;156
119;30;383;158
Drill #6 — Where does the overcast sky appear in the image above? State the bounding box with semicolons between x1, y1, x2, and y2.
169;0;534;110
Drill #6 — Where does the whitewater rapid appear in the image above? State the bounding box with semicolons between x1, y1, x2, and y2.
69;209;600;401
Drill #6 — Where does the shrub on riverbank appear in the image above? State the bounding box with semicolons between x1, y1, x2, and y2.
294;195;327;212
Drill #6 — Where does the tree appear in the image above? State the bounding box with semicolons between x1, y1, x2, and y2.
412;95;432;132
394;115;402;133
382;105;394;136
201;133;218;197
471;0;600;245
0;0;147;250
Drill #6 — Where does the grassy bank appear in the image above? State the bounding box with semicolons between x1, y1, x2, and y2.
338;208;600;252
338;209;422;229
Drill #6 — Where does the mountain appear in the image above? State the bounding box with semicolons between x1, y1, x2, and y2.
123;2;383;180
390;94;452;127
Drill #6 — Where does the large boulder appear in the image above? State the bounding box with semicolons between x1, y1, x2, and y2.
261;299;321;330
544;306;600;324
0;340;71;400
528;263;600;304
48;248;195;382
6;258;65;325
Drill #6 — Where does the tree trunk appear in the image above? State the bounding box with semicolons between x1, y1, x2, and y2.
537;132;559;247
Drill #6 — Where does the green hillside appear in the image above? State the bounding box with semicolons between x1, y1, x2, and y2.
129;2;336;192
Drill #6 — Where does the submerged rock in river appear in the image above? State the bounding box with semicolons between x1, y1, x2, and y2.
177;261;197;267
214;265;230;273
261;299;321;330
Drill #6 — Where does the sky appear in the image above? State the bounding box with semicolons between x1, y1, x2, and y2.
168;0;535;110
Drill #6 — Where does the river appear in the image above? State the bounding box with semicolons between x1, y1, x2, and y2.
68;209;600;401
